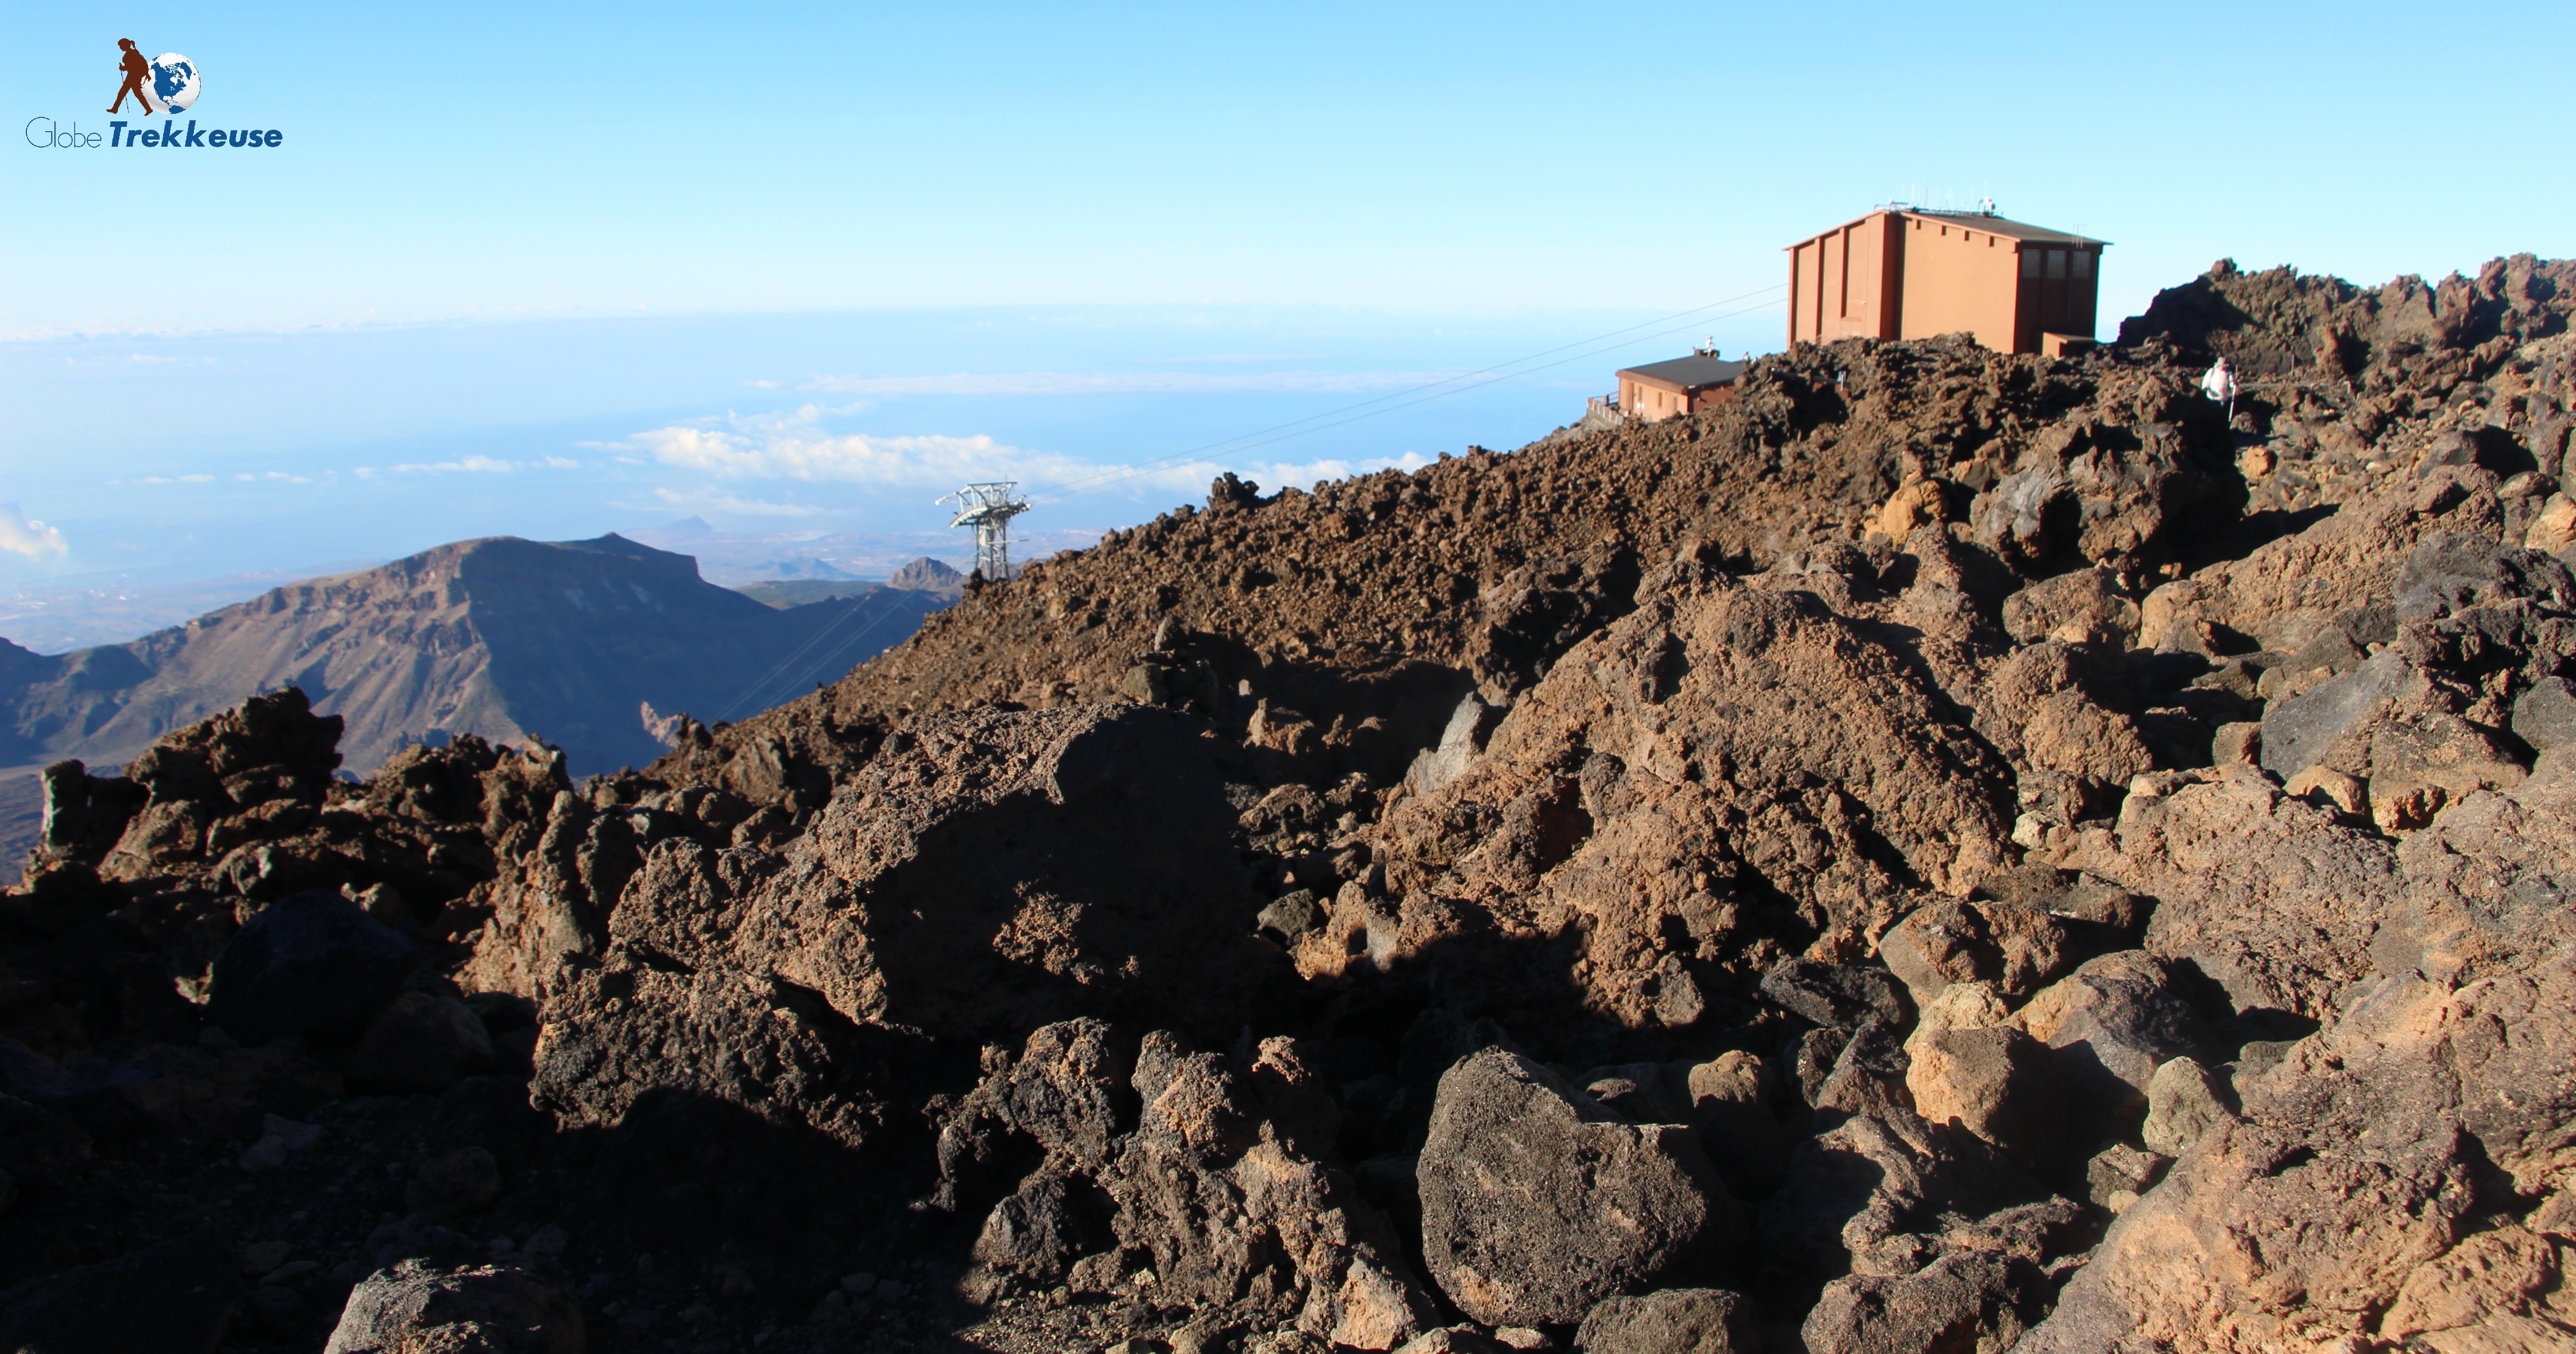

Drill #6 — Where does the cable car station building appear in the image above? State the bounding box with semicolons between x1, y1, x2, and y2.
1785;207;2108;356
1614;351;1750;424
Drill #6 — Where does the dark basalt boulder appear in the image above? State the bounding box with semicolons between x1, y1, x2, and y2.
208;890;415;1045
1418;1049;1743;1327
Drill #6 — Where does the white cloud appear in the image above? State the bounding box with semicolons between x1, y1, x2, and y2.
628;404;1440;504
0;504;69;559
540;456;580;469
137;473;216;484
640;424;1089;489
789;369;1456;396
353;455;522;478
634;403;1104;490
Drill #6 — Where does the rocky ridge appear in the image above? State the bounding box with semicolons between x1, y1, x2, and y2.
2;255;2574;1354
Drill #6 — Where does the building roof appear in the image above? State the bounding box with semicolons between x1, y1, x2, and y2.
1784;208;2110;250
1618;353;1748;390
1900;210;2107;246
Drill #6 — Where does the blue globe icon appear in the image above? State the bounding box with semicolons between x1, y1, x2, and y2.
151;54;202;112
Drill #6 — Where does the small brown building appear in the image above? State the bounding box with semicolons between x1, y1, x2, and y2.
1615;351;1748;422
1785;207;2108;355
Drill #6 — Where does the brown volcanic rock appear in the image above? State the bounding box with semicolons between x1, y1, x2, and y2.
2140;466;2509;656
534;703;1286;1146
1363;561;2015;1036
2043;764;2398;1021
650;336;2257;806
2024;749;2576;1352
2027;960;2576;1352
533;958;890;1150
942;1020;1440;1351
601;703;1283;1043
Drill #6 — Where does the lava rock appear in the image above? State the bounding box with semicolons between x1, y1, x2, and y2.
1802;1251;2050;1354
1904;1026;2065;1173
969;1172;1098;1287
346;992;495;1094
1761;959;1911;1032
1396;1328;1510;1354
0;1230;243;1354
1683;1053;1786;1196
2514;675;2576;752
2139;1056;2236;1158
1258;890;1325;944
2259;649;2408;778
2000;567;2140;647
404;1147;501;1216
1572;1288;1755;1354
1876;900;2077;1005
558;704;1288;1152
2393;531;2576;620
208;890;416;1044
1758;1108;2041;1282
2012;951;2208;1141
943;1021;1437;1351
2083;1143;2170;1210
324;1261;583;1354
1418;1049;1743;1326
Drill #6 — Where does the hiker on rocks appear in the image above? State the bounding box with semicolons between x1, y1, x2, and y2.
2200;356;2238;421
109;39;155;114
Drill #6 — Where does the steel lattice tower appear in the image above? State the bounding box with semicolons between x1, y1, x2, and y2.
938;481;1031;581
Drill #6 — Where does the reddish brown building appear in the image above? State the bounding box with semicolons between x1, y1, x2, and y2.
1785;207;2107;355
1614;351;1748;422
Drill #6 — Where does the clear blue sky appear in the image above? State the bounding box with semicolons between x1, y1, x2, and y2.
3;1;2570;634
11;0;2569;330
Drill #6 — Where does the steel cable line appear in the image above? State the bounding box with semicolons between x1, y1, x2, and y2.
716;582;922;720
765;588;942;708
1017;283;1788;505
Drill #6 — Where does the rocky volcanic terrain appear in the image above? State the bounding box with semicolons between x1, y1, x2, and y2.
4;255;2575;1354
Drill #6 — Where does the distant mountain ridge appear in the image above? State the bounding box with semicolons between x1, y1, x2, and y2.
730;559;964;613
0;534;957;780
889;557;966;594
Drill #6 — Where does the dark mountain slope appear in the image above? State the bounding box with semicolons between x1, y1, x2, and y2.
0;534;954;781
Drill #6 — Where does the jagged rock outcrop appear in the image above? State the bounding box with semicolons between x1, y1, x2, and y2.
938;1019;1440;1350
531;704;1288;1146
1355;558;2016;1048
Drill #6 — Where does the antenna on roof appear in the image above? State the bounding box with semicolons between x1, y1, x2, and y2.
1978;194;1997;216
937;481;1031;581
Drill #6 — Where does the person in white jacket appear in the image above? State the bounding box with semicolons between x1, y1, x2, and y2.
2201;357;2238;419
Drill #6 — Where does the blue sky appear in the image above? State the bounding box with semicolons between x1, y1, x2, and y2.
3;1;2571;644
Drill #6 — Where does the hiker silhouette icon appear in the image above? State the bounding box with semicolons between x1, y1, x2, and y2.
109;38;155;114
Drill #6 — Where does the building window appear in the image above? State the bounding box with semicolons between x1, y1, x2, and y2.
2021;250;2041;278
2046;250;2067;279
2072;250;2093;280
